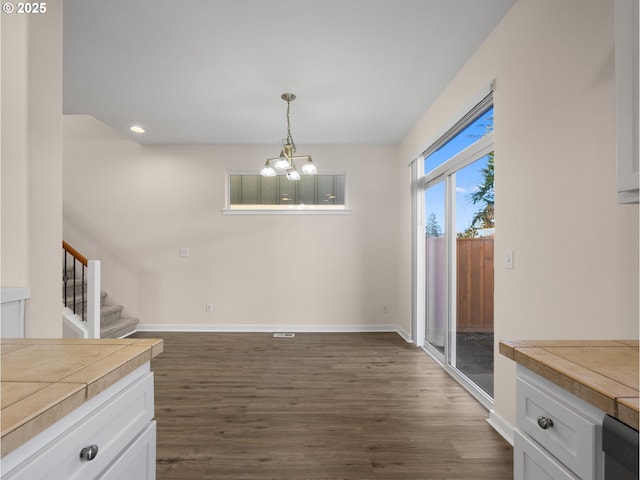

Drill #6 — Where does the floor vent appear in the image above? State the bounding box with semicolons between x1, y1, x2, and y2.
273;332;295;338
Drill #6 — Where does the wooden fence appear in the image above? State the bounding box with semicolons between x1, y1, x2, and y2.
425;237;494;333
456;238;494;332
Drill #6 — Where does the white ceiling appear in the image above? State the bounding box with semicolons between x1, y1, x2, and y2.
63;0;515;145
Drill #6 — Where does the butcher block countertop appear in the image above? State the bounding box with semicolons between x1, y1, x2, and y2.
0;337;163;457
500;340;639;430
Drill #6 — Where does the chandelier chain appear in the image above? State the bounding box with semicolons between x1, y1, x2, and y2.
285;98;296;153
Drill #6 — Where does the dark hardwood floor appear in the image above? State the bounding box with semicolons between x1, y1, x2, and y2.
133;332;513;479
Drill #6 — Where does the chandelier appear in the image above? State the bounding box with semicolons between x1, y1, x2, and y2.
261;93;316;181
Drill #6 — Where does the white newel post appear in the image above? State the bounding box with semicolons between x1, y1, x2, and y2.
87;260;101;338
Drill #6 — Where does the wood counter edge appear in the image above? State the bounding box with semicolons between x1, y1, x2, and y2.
499;339;639;430
617;397;640;430
0;338;164;458
498;340;532;360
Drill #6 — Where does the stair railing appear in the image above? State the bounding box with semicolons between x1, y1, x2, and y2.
62;241;101;338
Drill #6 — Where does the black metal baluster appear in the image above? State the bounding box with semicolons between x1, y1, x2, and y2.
73;257;77;317
63;252;68;308
82;263;86;322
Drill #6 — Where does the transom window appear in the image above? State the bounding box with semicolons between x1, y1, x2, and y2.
424;106;494;175
225;173;348;213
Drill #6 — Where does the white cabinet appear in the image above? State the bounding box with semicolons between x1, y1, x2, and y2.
1;365;156;480
0;288;30;338
514;365;604;480
615;0;639;203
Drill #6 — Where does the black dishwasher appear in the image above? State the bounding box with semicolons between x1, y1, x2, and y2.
602;414;639;479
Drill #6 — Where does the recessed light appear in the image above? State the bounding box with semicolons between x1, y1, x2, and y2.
129;125;145;133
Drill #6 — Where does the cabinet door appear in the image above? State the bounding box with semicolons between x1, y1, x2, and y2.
97;422;156;480
514;430;579;480
615;0;639;203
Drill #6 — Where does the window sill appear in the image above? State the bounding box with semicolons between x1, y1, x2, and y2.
223;207;351;215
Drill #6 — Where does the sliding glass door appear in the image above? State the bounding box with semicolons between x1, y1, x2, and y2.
419;99;495;403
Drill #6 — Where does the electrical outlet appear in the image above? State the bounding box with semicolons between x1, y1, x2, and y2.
179;248;189;258
206;304;213;313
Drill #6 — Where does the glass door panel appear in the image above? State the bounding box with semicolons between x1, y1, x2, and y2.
424;180;447;356
451;154;494;397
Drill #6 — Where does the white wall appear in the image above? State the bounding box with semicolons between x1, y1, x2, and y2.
63;116;406;334
1;3;63;337
400;0;639;427
1;14;30;287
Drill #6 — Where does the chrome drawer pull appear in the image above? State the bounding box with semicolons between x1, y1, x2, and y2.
537;416;554;430
79;444;99;461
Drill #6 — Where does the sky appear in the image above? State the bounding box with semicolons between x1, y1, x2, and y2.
424;108;493;235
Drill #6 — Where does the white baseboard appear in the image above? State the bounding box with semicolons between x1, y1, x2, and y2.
487;409;514;446
136;323;411;338
395;326;413;343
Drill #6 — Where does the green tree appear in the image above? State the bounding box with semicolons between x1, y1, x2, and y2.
426;212;443;238
459;153;494;238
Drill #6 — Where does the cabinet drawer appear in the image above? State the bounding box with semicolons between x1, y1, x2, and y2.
3;372;154;480
514;430;579;480
516;372;602;480
97;421;156;480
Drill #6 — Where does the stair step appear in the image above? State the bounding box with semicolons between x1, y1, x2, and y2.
100;317;139;339
100;304;123;324
63;292;107;310
63;280;86;296
61;266;139;338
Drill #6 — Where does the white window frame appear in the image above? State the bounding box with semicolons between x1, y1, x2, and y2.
421;134;494;187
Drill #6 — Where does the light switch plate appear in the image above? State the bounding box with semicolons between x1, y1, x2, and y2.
505;250;514;269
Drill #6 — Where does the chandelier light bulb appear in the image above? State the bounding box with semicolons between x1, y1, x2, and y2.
286;169;301;181
301;159;317;175
261;165;276;177
274;152;291;170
